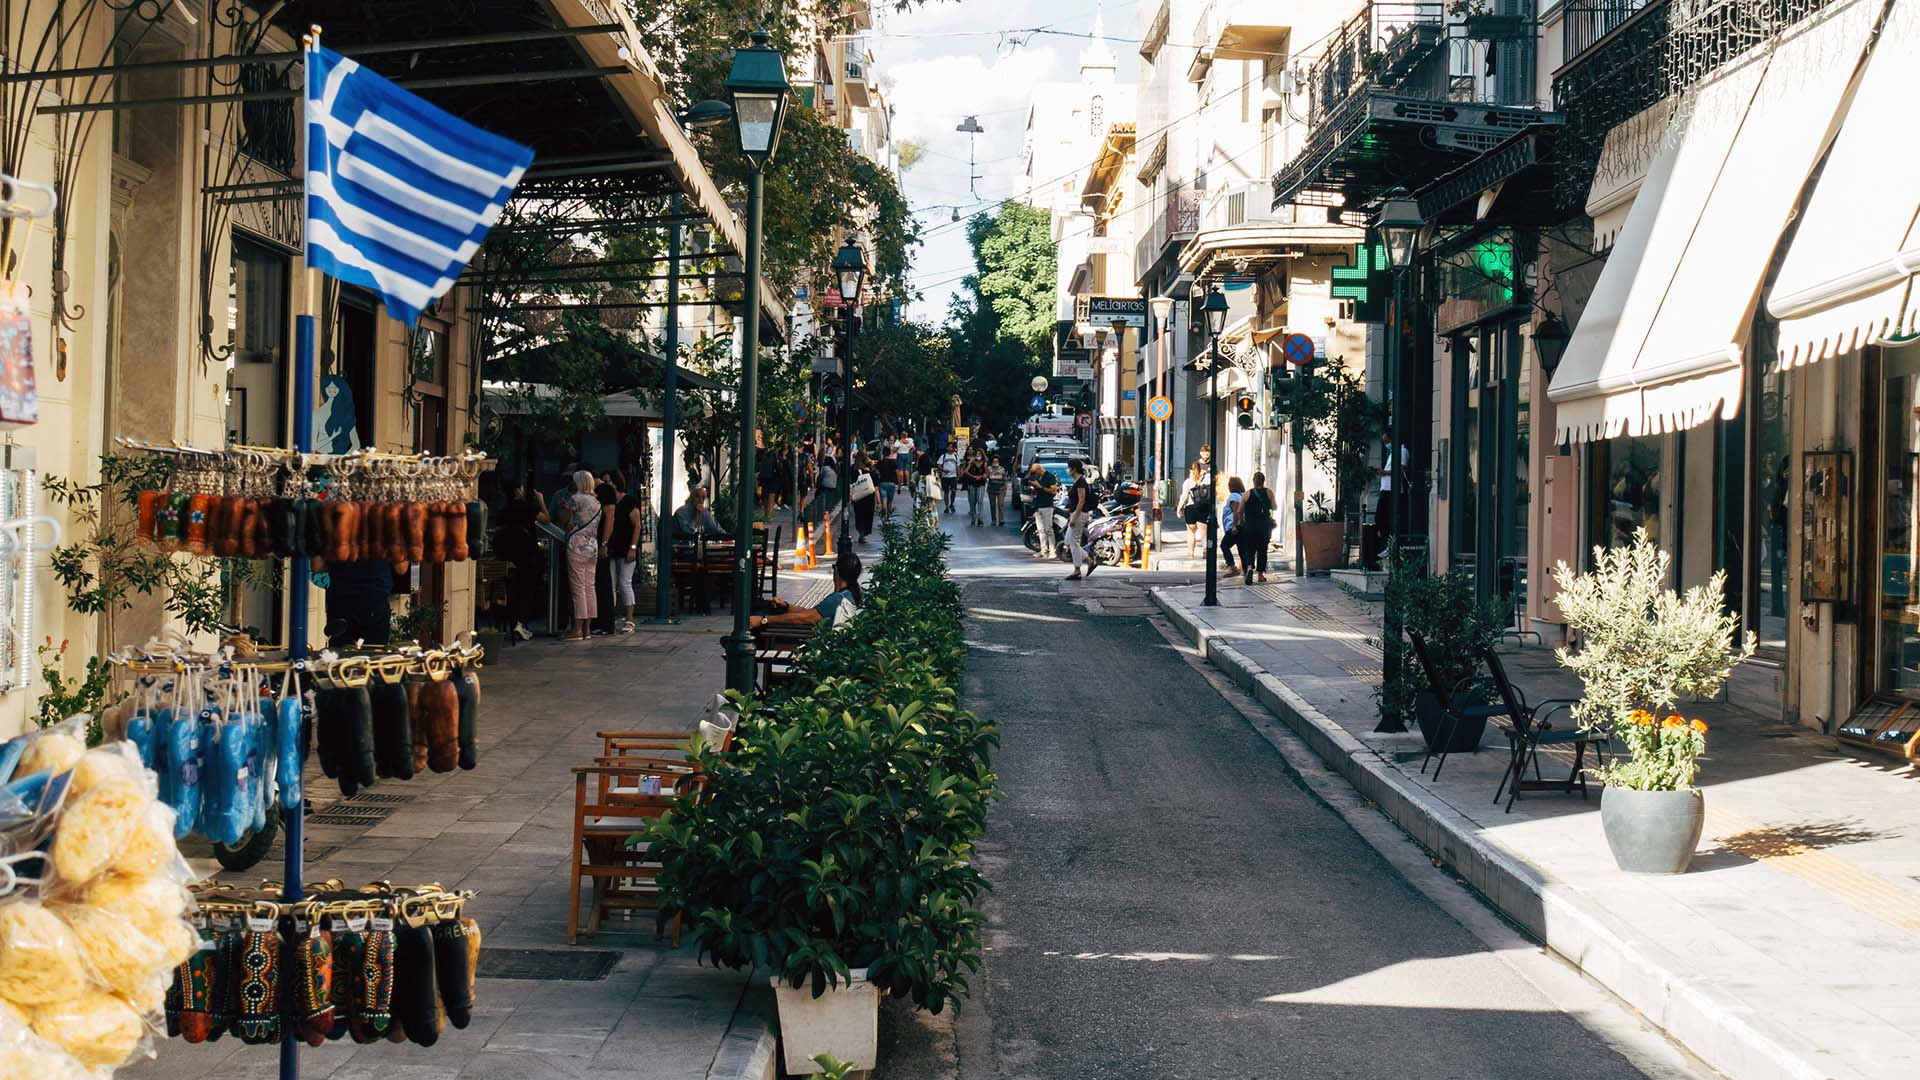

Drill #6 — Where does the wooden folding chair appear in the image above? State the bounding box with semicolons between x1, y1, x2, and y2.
568;758;705;944
751;622;811;695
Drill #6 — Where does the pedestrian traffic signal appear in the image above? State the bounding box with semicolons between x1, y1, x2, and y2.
1270;370;1299;416
1235;393;1257;430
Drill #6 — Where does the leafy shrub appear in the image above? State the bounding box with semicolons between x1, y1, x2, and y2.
649;507;998;1014
1376;550;1508;728
1551;530;1753;790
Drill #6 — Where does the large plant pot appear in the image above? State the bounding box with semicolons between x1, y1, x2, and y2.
1413;691;1487;754
772;968;879;1075
1300;521;1347;571
1600;787;1705;874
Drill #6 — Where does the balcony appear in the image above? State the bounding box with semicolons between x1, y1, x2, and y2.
844;58;870;108
1270;1;1554;214
1134;186;1202;278
1207;180;1296;230
1551;0;1845;206
1214;0;1292;61
845;1;873;31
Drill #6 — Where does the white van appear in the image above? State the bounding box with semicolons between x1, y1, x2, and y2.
1018;436;1086;472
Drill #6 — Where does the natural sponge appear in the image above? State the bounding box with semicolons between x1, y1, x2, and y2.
0;903;87;1006
50;778;145;884
29;990;143;1068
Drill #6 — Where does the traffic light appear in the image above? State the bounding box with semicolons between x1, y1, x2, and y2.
1270;369;1298;419
1235;392;1257;430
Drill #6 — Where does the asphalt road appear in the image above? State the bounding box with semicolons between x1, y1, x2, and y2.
877;510;1705;1080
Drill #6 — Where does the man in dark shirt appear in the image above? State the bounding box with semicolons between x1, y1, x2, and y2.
1064;458;1096;580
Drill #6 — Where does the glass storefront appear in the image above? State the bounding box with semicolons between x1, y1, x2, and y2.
1448;321;1529;606
1878;345;1920;697
1755;347;1793;652
1597;435;1661;550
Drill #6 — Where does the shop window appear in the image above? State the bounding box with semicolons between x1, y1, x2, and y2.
1755;348;1792;653
1879;345;1920;697
1596;435;1661;551
1451;334;1481;572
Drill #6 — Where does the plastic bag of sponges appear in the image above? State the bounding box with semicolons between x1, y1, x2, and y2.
0;725;197;1076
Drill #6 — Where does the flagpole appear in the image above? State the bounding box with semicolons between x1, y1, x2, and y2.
278;26;324;1080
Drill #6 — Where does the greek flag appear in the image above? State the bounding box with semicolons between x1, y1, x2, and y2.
305;43;533;326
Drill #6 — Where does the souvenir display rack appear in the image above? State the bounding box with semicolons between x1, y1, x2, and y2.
175;880;479;1049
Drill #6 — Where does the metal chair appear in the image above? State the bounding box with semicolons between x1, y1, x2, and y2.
1477;645;1605;812
1406;629;1505;779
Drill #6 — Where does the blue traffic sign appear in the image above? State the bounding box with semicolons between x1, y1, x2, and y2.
1283;333;1315;366
1029;394;1046;412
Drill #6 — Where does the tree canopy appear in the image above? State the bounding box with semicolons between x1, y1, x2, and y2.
945;204;1059;434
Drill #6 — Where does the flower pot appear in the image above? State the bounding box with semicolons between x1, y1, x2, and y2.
1299;521;1347;571
1414;691;1487;754
772;968;879;1075
1600;787;1705;874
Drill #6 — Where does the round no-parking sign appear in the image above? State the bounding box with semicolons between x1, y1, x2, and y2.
1147;395;1172;422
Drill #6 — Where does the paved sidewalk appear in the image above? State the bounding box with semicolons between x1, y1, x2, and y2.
1153;578;1920;1080
130;618;775;1080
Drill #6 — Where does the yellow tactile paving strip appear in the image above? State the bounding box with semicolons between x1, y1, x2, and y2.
1707;808;1920;937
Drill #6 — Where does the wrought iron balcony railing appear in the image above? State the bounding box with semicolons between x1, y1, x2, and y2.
1135;185;1202;273
1560;0;1650;61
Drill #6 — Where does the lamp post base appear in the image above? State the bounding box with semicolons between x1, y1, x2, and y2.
722;631;756;696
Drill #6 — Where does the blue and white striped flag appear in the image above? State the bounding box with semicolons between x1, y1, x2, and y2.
305;43;534;326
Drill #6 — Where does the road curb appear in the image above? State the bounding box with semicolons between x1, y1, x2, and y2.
1149;586;1840;1080
707;984;779;1080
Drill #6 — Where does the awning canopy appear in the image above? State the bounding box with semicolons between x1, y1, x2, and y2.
1548;0;1878;443
1585;99;1674;254
1097;415;1138;434
488;336;727;393
1767;0;1920;366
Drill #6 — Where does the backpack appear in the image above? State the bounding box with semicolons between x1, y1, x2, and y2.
1243;489;1275;530
565;503;602;555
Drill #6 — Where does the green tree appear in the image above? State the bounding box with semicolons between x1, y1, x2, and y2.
858;320;961;431
945;204;1058;433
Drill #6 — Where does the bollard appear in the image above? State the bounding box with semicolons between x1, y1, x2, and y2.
819;519;835;558
793;524;813;570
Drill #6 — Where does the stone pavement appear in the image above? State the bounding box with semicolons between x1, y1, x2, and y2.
128;616;776;1080
1152;577;1920;1080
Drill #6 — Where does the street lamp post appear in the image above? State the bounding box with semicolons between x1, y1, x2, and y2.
1149;295;1174;550
722;29;790;696
1374;191;1424;733
832;237;867;547
1202;287;1228;607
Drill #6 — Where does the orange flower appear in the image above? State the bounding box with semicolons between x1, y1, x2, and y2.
1690;718;1709;734
1662;714;1685;728
1629;709;1654;727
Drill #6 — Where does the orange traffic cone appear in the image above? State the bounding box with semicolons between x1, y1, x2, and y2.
793;524;813;570
819;518;835;558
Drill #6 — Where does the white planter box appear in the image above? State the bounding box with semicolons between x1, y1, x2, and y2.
771;967;879;1075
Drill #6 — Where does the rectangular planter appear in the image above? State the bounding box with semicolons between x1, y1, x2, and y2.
772;968;879;1075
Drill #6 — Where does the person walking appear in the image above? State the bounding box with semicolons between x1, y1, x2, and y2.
934;446;957;514
1026;462;1059;558
556;470;604;641
1064;458;1097;580
607;475;646;631
1239;471;1277;584
961;449;989;525
1178;460;1213;558
893;430;917;515
875;449;898;520
1220;475;1245;575
986;455;1009;527
815;449;840;531
495;478;549;640
849;451;878;544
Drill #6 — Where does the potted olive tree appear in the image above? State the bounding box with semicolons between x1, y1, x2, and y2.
1551;531;1754;873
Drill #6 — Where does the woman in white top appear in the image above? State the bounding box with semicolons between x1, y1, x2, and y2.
937;448;961;514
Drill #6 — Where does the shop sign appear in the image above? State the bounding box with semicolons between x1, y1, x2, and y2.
1088;296;1147;329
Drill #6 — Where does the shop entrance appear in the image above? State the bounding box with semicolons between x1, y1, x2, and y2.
1448;319;1531;611
1876;343;1920;696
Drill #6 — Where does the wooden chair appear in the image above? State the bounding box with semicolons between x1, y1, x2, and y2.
751;623;812;695
1478;645;1604;812
568;757;705;944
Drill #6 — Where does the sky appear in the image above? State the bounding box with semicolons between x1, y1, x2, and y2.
872;0;1139;324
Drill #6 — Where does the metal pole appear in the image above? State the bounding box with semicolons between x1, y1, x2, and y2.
725;169;766;693
281;311;315;1080
839;303;858;546
1205;333;1221;606
1293;402;1306;578
650;197;682;624
1378;267;1410;733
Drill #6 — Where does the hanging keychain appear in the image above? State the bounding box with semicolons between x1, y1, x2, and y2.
126;676;158;770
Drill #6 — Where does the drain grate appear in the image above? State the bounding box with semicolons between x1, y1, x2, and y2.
477;948;620;981
343;792;416;805
308;804;394;827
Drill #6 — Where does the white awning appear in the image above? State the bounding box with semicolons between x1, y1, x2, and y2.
1549;0;1878;444
1585;99;1674;254
1767;0;1920;366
